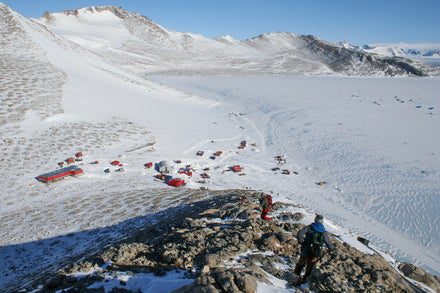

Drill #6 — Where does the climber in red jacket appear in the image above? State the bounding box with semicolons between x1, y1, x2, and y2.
259;192;273;220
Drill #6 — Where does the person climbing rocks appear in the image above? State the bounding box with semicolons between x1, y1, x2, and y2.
259;192;273;220
294;214;334;283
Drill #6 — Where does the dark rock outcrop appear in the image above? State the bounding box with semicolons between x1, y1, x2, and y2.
29;190;437;292
399;262;440;292
301;35;428;77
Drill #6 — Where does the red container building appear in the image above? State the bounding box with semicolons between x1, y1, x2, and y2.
167;178;186;187
36;165;84;183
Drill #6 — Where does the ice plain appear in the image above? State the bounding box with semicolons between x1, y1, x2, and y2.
150;75;440;274
1;3;440;290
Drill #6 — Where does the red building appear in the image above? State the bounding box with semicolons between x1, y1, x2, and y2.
231;165;242;172
65;158;75;164
178;170;193;177
167;178;186;187
36;165;84;183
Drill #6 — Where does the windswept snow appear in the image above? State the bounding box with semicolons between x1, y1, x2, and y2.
87;270;193;293
364;42;440;59
1;2;440;290
34;6;432;77
0;4;65;125
151;75;440;274
362;43;440;68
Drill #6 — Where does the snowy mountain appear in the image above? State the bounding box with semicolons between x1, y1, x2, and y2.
33;5;433;76
1;3;440;291
362;43;440;58
361;43;440;67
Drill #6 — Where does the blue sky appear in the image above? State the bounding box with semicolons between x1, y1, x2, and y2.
2;0;439;45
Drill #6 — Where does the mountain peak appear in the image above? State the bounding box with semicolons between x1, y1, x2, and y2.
44;5;127;17
28;4;435;76
338;41;359;50
215;35;239;44
252;31;297;40
38;5;170;42
41;5;156;26
0;1;10;11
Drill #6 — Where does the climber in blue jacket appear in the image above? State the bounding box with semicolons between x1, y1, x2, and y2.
294;214;334;282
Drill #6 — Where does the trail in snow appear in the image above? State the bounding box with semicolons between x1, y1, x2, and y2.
2;4;440;289
150;75;440;274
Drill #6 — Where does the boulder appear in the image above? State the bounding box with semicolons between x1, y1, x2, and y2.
234;272;257;293
204;254;222;268
262;234;281;250
175;284;220;293
278;212;305;222
215;270;241;292
201;265;210;274
44;274;64;289
399;262;440;292
284;271;301;285
196;274;216;286
275;231;293;243
271;202;284;210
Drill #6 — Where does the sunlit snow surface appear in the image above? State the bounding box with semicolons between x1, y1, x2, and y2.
86;270;193;293
1;4;440;290
151;75;440;274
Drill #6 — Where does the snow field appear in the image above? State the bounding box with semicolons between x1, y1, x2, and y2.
150;75;440;274
0;186;221;289
86;270;194;293
0;5;65;126
1;3;440;290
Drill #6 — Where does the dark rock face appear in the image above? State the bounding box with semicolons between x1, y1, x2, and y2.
39;6;435;76
310;243;415;292
300;35;428;77
29;191;437;292
278;211;305;222
44;274;64;289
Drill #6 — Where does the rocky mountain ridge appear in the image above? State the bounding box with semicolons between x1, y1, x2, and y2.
33;5;436;76
1;3;440;292
32;191;440;292
362;44;440;58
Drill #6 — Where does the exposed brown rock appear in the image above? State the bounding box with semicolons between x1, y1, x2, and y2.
399;262;440;292
30;191;435;292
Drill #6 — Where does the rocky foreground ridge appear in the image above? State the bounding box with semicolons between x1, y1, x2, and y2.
34;191;439;292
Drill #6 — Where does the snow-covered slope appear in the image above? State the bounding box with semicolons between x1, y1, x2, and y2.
0;4;242;288
0;3;65;126
363;43;440;58
362;43;440;68
152;75;440;277
34;6;432;76
1;2;440;290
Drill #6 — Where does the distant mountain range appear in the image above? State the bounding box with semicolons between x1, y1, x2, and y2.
364;44;440;58
339;41;440;66
1;4;440;290
31;5;440;76
2;3;439;76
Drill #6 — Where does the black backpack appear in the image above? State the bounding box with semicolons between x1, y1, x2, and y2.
308;230;324;257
